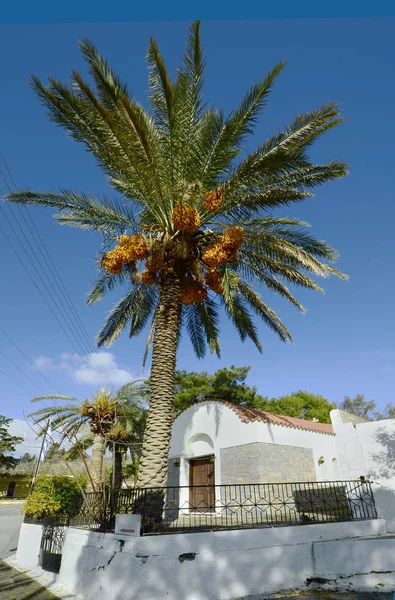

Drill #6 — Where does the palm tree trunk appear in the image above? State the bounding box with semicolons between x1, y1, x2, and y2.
137;271;183;488
113;444;124;490
86;433;105;493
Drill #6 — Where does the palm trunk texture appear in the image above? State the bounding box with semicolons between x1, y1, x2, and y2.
87;433;105;493
113;444;124;490
137;272;183;488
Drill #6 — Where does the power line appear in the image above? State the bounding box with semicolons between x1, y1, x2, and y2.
0;198;110;389
0;153;110;386
0;326;60;393
0;180;111;389
0;161;112;389
0;349;46;394
0;209;96;375
0;366;34;395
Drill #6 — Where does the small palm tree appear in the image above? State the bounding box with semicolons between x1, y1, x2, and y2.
66;384;147;489
7;21;348;487
29;382;145;491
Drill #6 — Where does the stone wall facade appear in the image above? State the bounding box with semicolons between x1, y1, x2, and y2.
220;442;317;485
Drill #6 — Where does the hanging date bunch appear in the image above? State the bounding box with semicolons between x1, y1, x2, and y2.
141;269;156;285
102;234;149;274
205;268;223;295
202;226;245;267
203;188;223;212
182;276;208;305
172;202;200;232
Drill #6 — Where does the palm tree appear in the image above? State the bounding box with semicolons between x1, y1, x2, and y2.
65;383;147;489
29;388;116;492
29;382;146;491
6;21;348;488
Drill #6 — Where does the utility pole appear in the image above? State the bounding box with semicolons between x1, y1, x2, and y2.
29;419;50;495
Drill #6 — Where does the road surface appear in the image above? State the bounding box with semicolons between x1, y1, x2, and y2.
0;502;24;560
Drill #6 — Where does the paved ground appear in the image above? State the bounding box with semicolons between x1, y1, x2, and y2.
262;592;394;598
0;560;61;599
0;503;24;560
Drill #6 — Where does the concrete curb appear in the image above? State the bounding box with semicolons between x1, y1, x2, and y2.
4;554;84;600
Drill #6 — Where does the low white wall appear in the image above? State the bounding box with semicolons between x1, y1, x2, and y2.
57;520;387;600
16;522;43;570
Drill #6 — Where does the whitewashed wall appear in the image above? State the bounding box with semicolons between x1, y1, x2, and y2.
54;520;388;600
170;401;340;492
331;409;395;532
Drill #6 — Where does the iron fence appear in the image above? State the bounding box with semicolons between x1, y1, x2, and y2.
24;479;377;536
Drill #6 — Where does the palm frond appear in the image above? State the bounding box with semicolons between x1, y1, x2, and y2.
97;284;157;347
78;37;130;110
173;21;206;180
240;249;325;292
29;75;166;219
236;261;305;312
200;61;286;182
235;277;293;343
221;270;262;351
86;270;127;306
6;190;138;234
183;302;207;359
194;297;221;358
129;285;158;337
222;103;347;198
147;37;175;134
30;395;79;404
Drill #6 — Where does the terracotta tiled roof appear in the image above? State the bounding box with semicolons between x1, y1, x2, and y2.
204;398;334;435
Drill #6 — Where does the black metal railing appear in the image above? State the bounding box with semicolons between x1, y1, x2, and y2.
24;479;377;536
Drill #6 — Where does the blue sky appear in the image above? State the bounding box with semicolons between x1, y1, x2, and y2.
1;17;394;431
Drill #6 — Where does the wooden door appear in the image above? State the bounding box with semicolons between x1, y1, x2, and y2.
189;456;215;512
6;482;16;498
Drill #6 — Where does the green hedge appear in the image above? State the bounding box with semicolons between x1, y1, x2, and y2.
23;475;84;519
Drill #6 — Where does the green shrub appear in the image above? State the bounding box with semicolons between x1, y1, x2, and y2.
76;472;88;490
23;492;62;518
23;475;83;518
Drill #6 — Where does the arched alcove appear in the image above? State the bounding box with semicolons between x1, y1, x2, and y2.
185;433;214;457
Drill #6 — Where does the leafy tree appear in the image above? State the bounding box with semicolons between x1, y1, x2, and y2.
339;394;377;421
174;366;269;415
339;394;395;421
174;368;335;423
6;21;348;486
44;442;66;461
380;404;395;420
268;391;335;424
0;416;23;471
19;452;36;463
